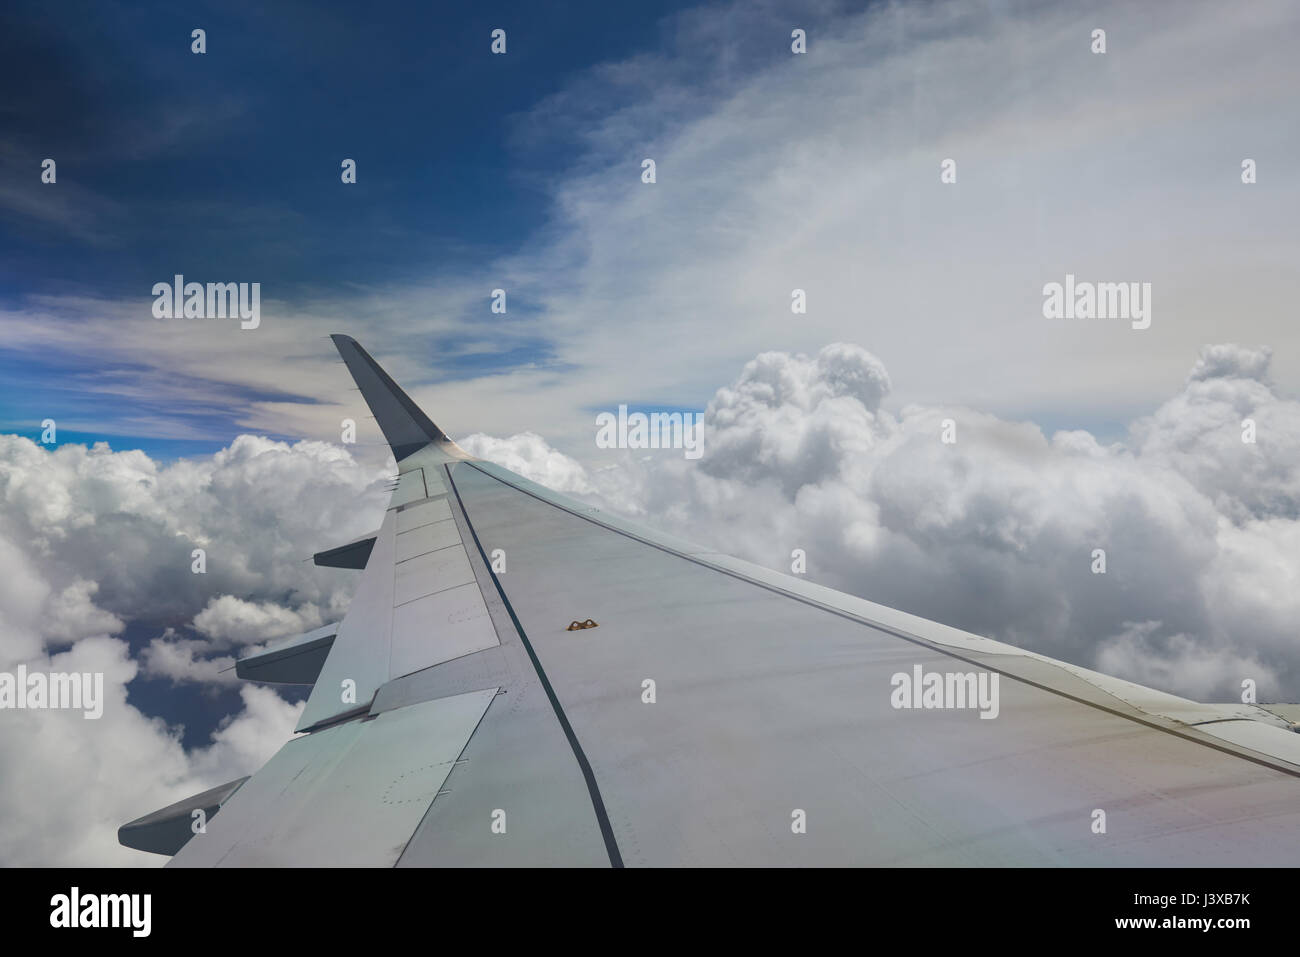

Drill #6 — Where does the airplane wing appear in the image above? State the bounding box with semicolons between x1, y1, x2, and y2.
120;334;1300;866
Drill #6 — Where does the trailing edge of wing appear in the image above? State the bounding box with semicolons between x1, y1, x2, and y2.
331;333;455;460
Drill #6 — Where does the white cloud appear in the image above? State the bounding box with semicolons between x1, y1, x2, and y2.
1095;622;1270;704
140;629;241;688
0;434;382;864
0;635;301;867
0;433;390;631
186;685;304;785
458;431;595;495
1;338;1297;865
1130;344;1300;523
192;596;325;648
1188;344;1274;384
0;534;53;664
43;579;124;645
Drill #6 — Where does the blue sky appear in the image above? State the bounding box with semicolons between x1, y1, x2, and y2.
0;0;758;454
4;0;1297;461
3;0;782;748
1;0;681;295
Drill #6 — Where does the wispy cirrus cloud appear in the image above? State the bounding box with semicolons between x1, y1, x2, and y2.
3;0;1298;462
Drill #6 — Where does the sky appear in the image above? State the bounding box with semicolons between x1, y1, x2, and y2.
1;0;1299;865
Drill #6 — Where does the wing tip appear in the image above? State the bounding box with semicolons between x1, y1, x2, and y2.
329;333;452;460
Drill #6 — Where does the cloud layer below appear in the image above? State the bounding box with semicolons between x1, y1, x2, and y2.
0;338;1297;864
0;432;391;865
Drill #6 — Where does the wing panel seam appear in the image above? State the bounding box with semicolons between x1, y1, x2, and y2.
446;463;625;867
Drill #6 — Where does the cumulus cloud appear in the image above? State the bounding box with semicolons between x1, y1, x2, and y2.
698;344;894;495
1131;345;1300;523
0;433;387;864
0;636;301;866
186;685;304;784
1095;622;1271;703
1;339;1297;866
192;596;326;648
140;629;241;688
43;580;124;645
0;534;54;664
1188;345;1274;384
458;431;595;495
0;433;390;639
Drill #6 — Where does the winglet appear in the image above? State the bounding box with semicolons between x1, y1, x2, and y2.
331;334;451;460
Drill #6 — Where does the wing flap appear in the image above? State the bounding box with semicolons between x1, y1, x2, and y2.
169;689;497;867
